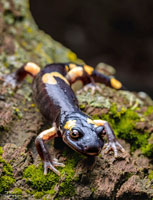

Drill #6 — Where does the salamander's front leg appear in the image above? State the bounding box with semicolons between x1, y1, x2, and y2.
93;120;125;157
35;127;65;176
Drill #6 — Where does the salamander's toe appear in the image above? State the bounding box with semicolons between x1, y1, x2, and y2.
43;161;61;176
77;83;102;95
52;158;65;167
103;141;125;158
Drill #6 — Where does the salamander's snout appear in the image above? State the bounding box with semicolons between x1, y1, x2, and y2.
79;133;104;156
83;145;101;156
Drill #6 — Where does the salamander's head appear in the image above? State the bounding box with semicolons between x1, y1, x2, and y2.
62;113;104;156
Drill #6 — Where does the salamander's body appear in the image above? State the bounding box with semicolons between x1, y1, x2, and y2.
33;64;79;125
5;62;125;175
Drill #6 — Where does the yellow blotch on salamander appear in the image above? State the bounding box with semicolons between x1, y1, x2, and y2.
42;73;57;84
24;62;40;76
66;67;83;82
93;120;105;126
64;120;76;130
110;78;122;89
87;118;98;127
41;127;56;141
84;65;94;75
69;63;77;70
65;65;69;72
51;72;70;85
42;72;70;85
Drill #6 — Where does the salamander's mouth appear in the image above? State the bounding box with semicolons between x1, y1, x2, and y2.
68;144;100;156
64;140;101;156
85;152;99;156
83;147;101;156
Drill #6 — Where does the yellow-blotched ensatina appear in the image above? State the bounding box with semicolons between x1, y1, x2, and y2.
4;62;125;175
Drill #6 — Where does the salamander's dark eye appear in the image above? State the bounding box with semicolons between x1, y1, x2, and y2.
70;130;80;139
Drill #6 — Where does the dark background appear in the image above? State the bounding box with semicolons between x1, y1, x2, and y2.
30;0;153;97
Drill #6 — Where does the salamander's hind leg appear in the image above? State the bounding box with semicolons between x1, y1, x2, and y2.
3;62;40;89
35;126;65;176
65;63;125;95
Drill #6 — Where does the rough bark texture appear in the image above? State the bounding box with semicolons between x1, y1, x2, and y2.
0;0;153;200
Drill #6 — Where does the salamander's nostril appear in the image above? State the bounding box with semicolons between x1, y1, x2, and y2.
84;145;88;150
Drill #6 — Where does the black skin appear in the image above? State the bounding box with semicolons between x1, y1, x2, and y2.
33;64;79;125
4;62;125;175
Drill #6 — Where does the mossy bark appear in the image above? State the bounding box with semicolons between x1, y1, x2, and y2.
0;0;153;199
0;0;83;75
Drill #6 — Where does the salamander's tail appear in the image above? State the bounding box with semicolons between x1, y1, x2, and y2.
3;62;40;89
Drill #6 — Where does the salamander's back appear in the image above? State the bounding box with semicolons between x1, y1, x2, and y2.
32;64;79;123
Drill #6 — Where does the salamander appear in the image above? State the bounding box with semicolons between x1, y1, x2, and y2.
4;62;125;176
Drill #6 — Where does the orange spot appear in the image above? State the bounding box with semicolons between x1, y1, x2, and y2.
84;65;94;75
87;118;98;127
42;129;56;140
42;72;69;85
69;63;77;69
93;120;105;126
40;127;56;140
24;62;40;76
42;73;57;84
110;78;122;89
66;67;83;82
51;72;70;85
65;65;69;71
64;120;76;130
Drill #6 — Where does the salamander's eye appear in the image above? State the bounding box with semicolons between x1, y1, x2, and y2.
70;130;80;139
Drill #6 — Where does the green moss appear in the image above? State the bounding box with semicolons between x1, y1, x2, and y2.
23;164;59;191
23;149;83;198
57;150;83;198
91;187;95;193
11;188;22;195
141;142;153;157
0;176;15;193
59;158;76;197
25;189;32;194
0;150;15;193
45;189;56;196
77;92;111;108
144;106;153;116
34;191;44;199
100;104;153;157
148;170;153;181
0;146;3;155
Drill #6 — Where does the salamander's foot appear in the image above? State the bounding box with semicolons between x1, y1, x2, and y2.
3;73;18;89
43;159;65;176
52;158;65;167
78;83;102;95
102;141;125;158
